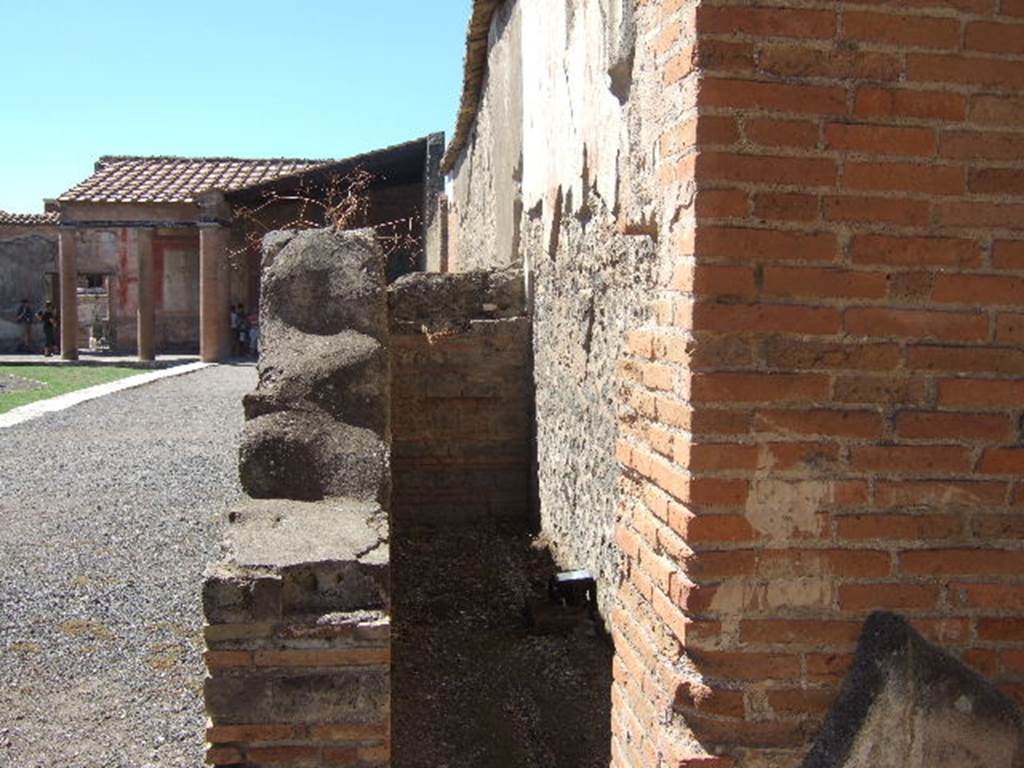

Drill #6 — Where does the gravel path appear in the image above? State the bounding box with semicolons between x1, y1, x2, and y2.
0;363;255;768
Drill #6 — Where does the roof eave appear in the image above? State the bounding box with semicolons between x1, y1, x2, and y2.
440;0;505;174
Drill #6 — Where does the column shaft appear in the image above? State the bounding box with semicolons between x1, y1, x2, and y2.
199;224;231;362
137;229;156;361
58;228;78;360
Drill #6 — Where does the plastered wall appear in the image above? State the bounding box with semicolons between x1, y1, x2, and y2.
73;227;202;352
0;225;57;349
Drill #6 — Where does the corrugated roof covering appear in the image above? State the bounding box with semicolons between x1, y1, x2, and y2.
441;0;504;173
0;211;60;226
57;156;336;204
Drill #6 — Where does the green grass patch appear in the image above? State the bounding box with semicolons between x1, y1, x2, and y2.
0;365;142;415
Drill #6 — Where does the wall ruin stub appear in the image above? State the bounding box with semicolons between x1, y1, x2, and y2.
204;227;392;768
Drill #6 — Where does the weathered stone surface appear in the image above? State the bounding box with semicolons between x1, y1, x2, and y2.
238;226;390;504
388;267;525;326
260;229;295;269
224;498;386;570
239;411;388;503
207;229;393;765
802;612;1024;768
203;569;284;625
243;328;387;431
260;228;387;341
209;499;389;618
204;668;389;725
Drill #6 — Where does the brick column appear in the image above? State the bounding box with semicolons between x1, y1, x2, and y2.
613;0;1024;765
58;227;78;360
199;223;231;362
137;228;156;362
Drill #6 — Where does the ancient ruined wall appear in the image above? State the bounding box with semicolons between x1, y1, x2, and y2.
389;269;533;526
0;225;57;350
205;229;391;768
446;1;524;271
443;0;674;613
612;0;1024;765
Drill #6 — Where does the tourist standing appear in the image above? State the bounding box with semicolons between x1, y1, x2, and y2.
236;304;250;357
15;298;34;353
229;304;241;357
247;308;260;358
38;301;57;357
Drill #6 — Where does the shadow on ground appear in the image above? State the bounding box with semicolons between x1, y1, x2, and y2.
392;524;613;768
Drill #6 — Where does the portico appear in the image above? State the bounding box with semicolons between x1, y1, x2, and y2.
52;136;442;363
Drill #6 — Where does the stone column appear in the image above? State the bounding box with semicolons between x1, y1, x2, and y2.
136;228;156;362
58;227;78;360
199;223;231;362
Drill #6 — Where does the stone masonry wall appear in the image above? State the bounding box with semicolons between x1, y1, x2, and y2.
441;0;676;620
203;500;390;768
389;269;533;526
613;0;1024;765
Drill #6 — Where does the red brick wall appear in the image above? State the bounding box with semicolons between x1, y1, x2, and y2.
615;0;1024;765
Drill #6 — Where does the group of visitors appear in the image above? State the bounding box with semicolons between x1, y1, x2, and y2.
230;304;259;358
14;298;58;357
13;298;259;360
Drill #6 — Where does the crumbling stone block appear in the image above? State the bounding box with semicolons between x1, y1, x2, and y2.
239;228;390;504
239;411;388;503
388;267;525;327
802;612;1024;768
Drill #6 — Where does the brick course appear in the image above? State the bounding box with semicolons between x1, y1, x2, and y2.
388;273;533;527
203;597;390;767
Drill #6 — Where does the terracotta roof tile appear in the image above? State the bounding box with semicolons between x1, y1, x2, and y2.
0;211;60;226
442;0;503;173
57;156;336;204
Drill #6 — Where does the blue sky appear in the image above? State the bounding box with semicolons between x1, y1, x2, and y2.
0;1;469;213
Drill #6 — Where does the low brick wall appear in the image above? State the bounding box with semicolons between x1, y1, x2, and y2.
204;617;390;767
388;270;534;526
203;500;390;768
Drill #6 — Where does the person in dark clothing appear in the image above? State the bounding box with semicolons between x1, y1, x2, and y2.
38;301;57;357
15;298;33;352
236;304;250;357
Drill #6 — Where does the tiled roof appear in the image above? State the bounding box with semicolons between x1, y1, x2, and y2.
58;156;337;204
0;211;60;226
442;0;503;173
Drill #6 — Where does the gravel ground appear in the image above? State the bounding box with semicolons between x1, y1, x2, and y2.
0;363;255;768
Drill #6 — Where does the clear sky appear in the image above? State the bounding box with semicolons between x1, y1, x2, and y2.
0;1;469;213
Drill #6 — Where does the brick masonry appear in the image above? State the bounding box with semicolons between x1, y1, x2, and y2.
204;230;391;768
203;587;390;768
613;0;1024;765
389;270;534;527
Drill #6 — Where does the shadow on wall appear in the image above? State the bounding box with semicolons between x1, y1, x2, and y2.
387;268;613;767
